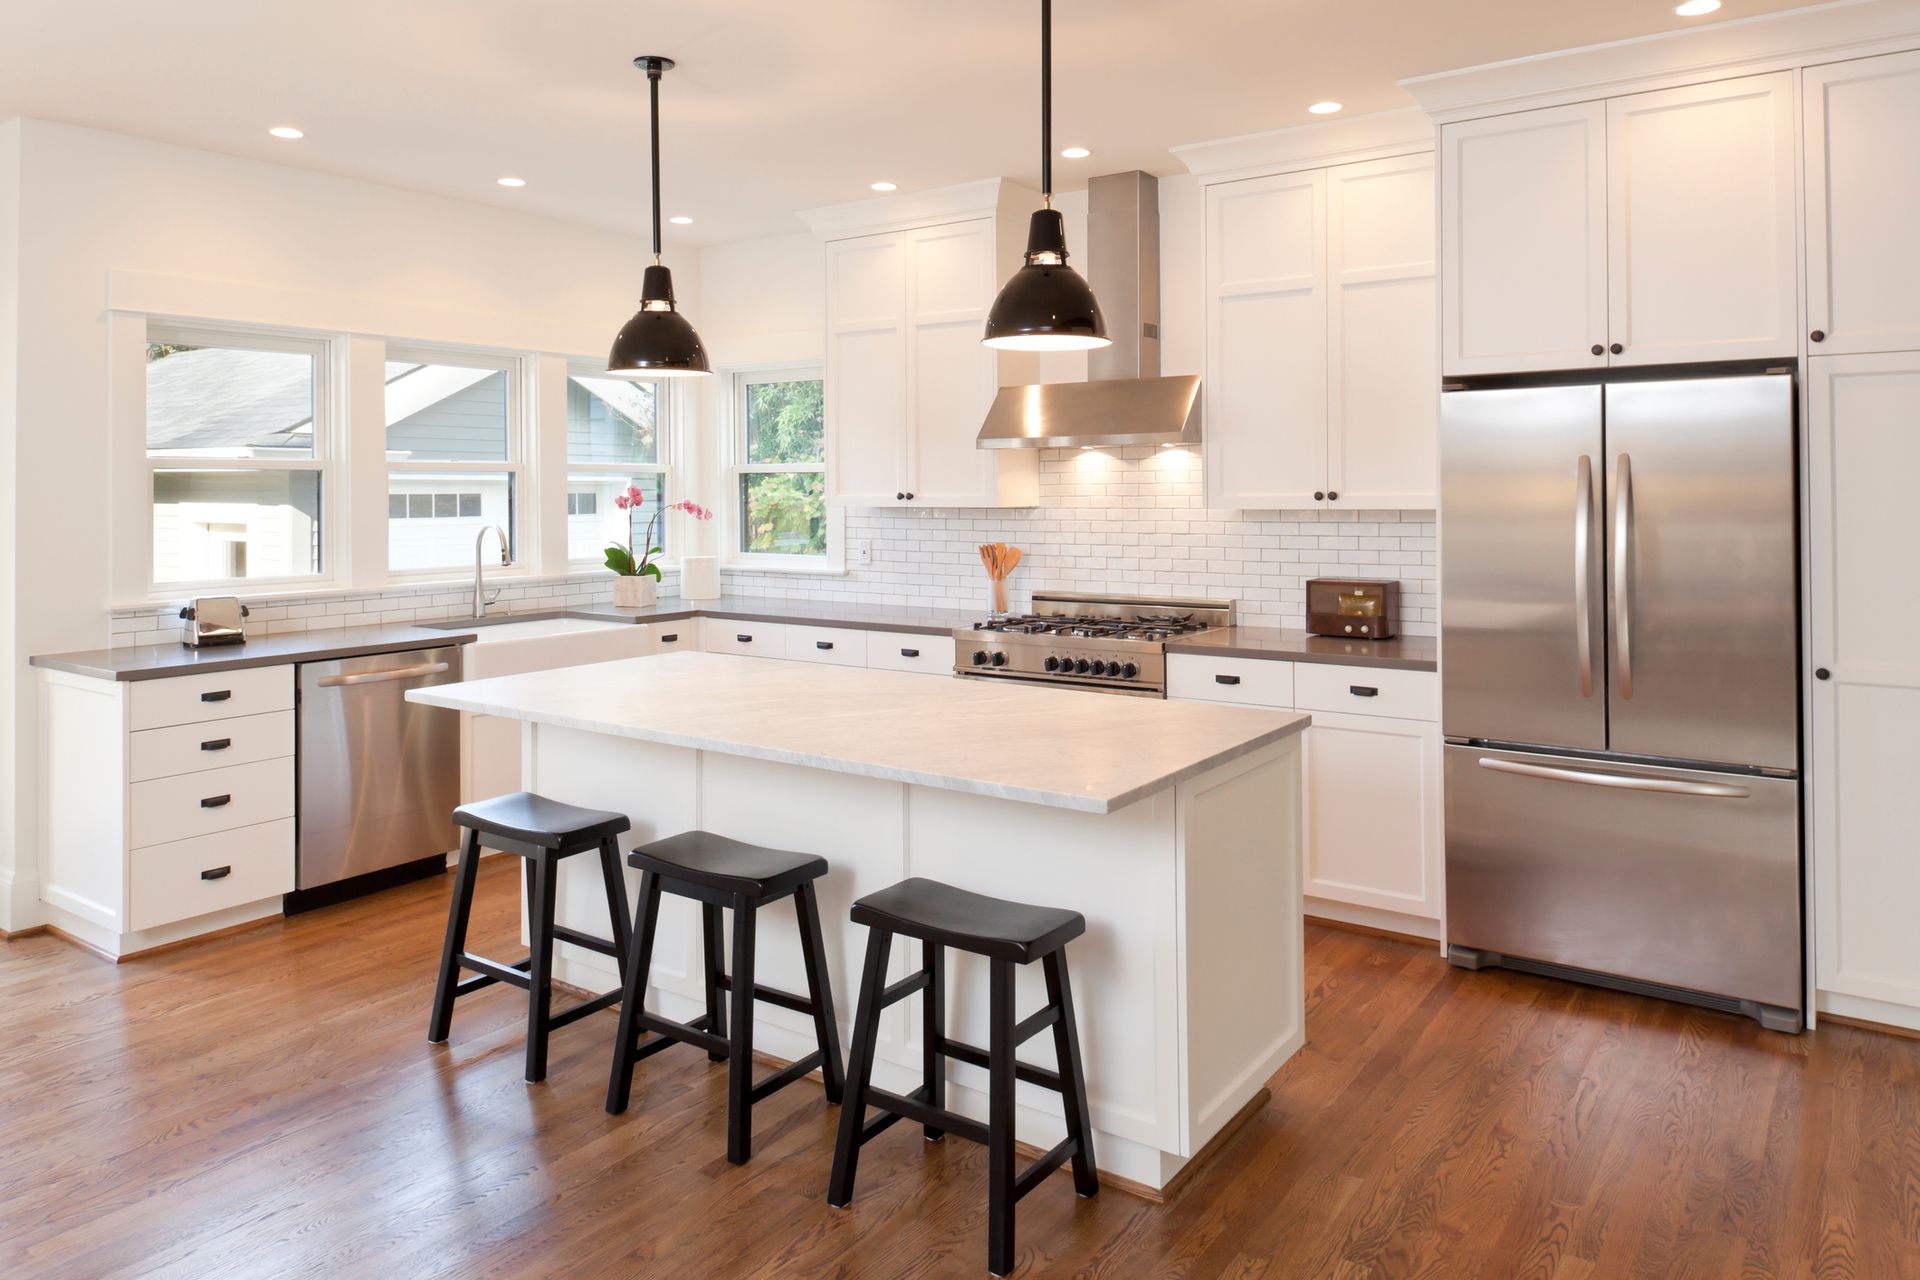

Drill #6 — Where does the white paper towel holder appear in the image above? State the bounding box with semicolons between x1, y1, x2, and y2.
679;554;720;600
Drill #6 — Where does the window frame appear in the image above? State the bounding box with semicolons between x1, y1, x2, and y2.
383;343;529;581
562;358;673;569
143;323;338;597
727;365;840;573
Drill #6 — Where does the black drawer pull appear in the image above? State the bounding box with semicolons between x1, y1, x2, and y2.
900;648;920;658
816;640;834;651
200;865;232;881
200;738;232;752
200;690;232;703
736;634;753;643
200;794;232;809
1215;674;1241;686
660;633;678;643
1350;685;1379;697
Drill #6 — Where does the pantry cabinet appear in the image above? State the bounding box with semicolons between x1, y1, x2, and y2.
1205;152;1436;511
812;181;1040;509
1440;72;1797;374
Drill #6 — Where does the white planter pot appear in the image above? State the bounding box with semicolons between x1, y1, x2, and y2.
680;555;720;601
612;575;657;609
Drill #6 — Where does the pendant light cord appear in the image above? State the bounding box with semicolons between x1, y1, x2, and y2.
649;61;663;262
1040;0;1052;205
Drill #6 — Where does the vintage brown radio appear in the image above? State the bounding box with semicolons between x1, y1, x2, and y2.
1305;578;1398;640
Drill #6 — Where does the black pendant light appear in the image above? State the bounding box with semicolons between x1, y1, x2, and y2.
607;56;710;379
983;0;1109;352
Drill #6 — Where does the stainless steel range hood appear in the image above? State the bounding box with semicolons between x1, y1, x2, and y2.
977;171;1201;450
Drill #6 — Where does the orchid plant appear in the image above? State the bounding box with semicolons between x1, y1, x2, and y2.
604;489;713;579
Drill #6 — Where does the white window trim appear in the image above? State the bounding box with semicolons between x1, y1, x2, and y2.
562;358;674;570
724;365;843;575
383;343;532;582
142;322;341;599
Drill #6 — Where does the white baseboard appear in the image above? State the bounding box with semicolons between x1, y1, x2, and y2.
1304;896;1443;946
1817;988;1920;1035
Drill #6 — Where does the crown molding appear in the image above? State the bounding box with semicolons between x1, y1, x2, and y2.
798;177;1040;240
1401;0;1920;123
1171;108;1433;183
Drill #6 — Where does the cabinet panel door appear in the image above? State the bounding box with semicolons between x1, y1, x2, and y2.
1441;103;1608;375
1205;169;1327;509
906;219;1000;506
1805;51;1920;355
1303;712;1442;920
1327;153;1437;509
1607;72;1797;365
825;233;907;506
1808;353;1920;1011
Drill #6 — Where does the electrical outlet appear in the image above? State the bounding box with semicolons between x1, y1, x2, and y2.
854;541;873;567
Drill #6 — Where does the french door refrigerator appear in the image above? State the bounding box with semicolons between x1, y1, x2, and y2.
1440;372;1803;1031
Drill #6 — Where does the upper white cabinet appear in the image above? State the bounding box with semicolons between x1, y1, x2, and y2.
813;181;1039;509
1805;50;1920;356
1606;73;1797;366
1205;151;1436;510
1440;73;1797;373
1441;103;1609;376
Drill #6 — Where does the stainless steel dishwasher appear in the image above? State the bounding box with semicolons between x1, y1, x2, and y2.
289;646;463;912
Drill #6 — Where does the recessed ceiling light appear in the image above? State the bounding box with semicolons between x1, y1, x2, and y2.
1061;146;1090;159
669;215;693;225
268;126;304;139
870;181;898;192
496;176;526;188
1308;102;1343;115
1675;0;1721;14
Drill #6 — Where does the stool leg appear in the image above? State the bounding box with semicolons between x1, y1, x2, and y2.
922;940;945;1141
827;927;892;1208
606;870;662;1115
598;837;633;983
1044;950;1100;1197
701;903;727;1062
524;854;558;1084
427;828;482;1044
796;880;844;1104
725;894;757;1165
987;958;1017;1278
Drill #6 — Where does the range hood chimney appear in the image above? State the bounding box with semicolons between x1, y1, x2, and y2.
977;170;1201;450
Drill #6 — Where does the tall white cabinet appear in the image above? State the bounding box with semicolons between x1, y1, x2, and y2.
807;180;1040;509
1204;147;1436;511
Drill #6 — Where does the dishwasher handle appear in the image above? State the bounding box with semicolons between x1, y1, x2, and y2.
315;661;449;688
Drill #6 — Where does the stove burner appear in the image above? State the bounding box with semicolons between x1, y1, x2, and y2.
974;611;1213;640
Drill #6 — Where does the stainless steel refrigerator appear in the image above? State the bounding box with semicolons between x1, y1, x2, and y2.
1439;372;1803;1031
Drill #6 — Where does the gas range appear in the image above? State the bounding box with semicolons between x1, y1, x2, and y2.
953;593;1235;697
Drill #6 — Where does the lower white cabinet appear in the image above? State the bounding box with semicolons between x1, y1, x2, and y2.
785;625;868;667
700;618;789;657
1167;652;1442;928
866;632;956;675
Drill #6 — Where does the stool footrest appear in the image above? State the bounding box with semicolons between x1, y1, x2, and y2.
749;1050;824;1104
878;968;931;1010
459;953;534;991
550;925;622;959
864;1086;990;1148
1013;1137;1080;1203
548;988;623;1030
632;1009;729;1059
714;974;817;1017
1013;1005;1060;1045
935;1035;1065;1093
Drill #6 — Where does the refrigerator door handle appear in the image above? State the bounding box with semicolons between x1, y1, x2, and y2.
1477;755;1751;798
1574;455;1595;697
1613;452;1634;700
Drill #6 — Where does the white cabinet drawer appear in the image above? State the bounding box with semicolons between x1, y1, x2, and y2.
867;632;957;676
785;625;869;667
130;757;296;848
129;818;294;931
701;619;789;658
129;665;293;731
1166;654;1295;708
129;710;294;782
1293;663;1437;721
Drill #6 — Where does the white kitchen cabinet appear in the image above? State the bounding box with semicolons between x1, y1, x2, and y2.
866;632;956;676
1206;153;1436;511
784;624;868;667
1606;72;1798;366
814;182;1039;509
700;618;788;658
1805;50;1920;356
1440;102;1608;376
1808;352;1920;1030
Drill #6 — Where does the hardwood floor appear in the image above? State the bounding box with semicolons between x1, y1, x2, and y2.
3;859;1916;1279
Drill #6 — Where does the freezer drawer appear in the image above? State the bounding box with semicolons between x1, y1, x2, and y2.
1444;744;1801;1012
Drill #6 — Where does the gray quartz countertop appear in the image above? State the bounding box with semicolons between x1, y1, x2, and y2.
1166;626;1436;672
31;623;479;682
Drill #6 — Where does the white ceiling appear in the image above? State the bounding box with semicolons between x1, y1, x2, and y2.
0;0;1809;247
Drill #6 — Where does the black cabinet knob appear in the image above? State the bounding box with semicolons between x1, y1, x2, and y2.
815;640;834;650
660;633;678;643
1591;343;1605;356
1610;342;1624;355
200;865;232;881
1326;490;1339;501
201;690;232;703
199;738;231;752
1313;490;1326;501
1810;330;1826;343
1214;673;1241;686
900;648;920;659
905;492;915;500
1815;667;1832;680
200;794;232;809
895;492;905;500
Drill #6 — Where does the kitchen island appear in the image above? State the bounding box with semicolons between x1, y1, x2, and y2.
408;651;1309;1193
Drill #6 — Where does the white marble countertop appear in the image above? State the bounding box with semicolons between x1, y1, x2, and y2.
409;651;1309;814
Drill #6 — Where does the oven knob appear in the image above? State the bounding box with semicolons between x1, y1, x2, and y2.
1073;658;1091;675
990;651;1008;667
1120;661;1139;679
1087;660;1107;676
1043;655;1061;672
972;650;990;667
